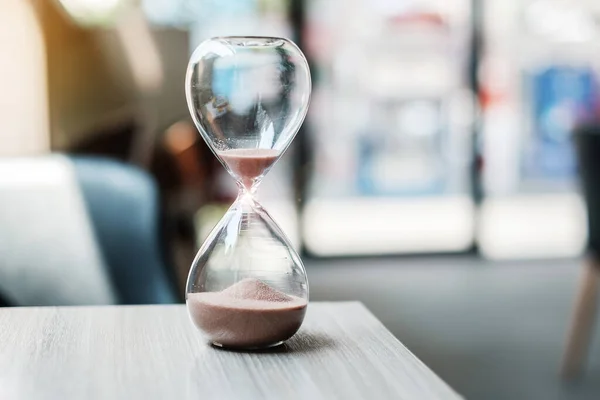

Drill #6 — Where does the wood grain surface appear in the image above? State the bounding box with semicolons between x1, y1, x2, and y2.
0;302;462;399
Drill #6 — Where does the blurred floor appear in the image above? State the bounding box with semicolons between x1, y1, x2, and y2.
307;256;600;400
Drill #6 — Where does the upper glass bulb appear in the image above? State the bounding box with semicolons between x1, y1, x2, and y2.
185;36;311;190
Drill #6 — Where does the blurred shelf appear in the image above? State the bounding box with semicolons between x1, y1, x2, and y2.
478;193;587;260
302;195;475;256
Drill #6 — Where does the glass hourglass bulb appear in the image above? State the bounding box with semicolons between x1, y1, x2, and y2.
184;36;311;349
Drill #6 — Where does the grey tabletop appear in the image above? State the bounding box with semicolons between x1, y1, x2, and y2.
0;302;462;400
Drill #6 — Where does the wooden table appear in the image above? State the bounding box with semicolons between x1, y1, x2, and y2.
0;302;462;399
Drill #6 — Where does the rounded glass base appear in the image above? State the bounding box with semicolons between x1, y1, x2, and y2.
211;340;285;351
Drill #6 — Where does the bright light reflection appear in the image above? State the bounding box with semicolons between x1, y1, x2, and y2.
58;0;125;25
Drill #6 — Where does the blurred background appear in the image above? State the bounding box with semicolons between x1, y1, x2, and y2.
3;0;600;398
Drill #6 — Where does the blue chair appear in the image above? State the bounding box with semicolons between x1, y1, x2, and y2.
0;155;177;306
72;157;178;305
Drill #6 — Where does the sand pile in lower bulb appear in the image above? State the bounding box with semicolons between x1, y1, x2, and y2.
187;278;307;348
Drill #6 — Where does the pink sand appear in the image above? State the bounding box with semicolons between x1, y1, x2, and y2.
218;149;280;188
187;278;307;348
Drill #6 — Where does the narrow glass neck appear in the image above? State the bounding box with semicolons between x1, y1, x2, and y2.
236;186;259;205
237;180;260;196
233;188;261;231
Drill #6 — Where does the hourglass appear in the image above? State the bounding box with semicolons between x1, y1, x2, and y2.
184;37;311;349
